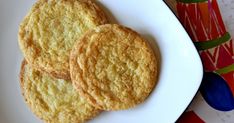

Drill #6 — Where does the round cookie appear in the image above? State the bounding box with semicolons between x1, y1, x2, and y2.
18;0;108;80
70;24;158;110
20;60;100;123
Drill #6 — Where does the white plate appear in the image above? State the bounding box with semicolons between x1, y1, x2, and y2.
0;0;203;123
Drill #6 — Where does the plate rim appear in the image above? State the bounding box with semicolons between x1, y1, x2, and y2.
162;1;204;122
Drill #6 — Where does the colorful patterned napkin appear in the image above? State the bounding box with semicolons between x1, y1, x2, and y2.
165;0;234;122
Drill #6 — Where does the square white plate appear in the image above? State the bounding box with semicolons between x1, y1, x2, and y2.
0;0;203;123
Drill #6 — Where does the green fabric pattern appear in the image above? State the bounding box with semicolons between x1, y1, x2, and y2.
215;64;234;75
194;33;231;51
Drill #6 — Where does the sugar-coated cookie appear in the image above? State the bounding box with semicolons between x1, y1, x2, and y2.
20;60;100;123
18;0;108;80
70;24;158;110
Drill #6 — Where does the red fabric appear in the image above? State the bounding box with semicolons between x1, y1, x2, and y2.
217;43;233;69
177;1;227;42
177;111;205;123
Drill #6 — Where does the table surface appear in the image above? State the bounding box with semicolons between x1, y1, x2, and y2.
164;0;234;123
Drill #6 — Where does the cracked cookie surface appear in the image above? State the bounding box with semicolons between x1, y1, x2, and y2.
20;60;100;123
70;24;158;110
18;0;108;80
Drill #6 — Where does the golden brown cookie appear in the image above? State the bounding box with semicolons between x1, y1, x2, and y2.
20;60;100;123
18;0;108;80
70;24;158;110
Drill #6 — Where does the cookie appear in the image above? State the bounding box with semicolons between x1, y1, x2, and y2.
70;24;158;110
19;60;100;123
18;0;108;80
